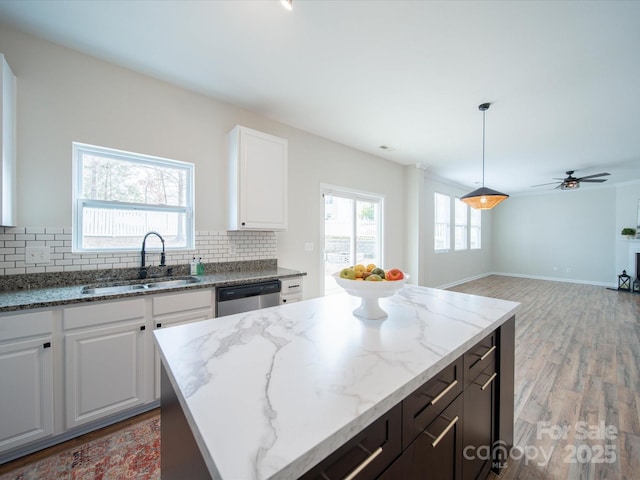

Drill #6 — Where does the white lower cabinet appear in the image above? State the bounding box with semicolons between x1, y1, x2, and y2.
0;311;54;453
0;285;227;458
63;298;147;429
280;276;304;304
152;289;214;399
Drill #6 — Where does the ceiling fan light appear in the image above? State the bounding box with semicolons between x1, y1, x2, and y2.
561;181;579;190
460;187;509;210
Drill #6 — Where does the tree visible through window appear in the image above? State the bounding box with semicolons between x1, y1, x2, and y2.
72;143;194;251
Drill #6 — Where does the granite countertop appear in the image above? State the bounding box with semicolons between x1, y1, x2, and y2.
0;267;305;313
154;284;520;480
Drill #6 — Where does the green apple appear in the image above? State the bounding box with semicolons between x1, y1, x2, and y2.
365;274;382;281
340;267;356;280
371;268;386;279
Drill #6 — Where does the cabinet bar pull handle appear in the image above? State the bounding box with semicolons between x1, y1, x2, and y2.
430;379;458;405
480;345;496;361
427;415;459;448
342;446;383;480
43;342;51;349
156;323;162;328
481;372;497;391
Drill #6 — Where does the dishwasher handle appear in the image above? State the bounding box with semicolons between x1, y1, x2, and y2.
217;280;281;302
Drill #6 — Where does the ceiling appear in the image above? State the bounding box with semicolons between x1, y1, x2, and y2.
1;0;639;194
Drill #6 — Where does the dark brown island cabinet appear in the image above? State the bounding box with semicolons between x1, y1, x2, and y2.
299;316;515;480
161;316;515;480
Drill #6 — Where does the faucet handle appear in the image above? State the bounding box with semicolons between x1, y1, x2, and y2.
138;267;147;279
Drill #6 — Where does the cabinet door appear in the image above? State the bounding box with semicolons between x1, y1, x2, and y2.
229;125;288;230
404;394;463;480
0;337;54;452
64;320;146;429
463;365;497;480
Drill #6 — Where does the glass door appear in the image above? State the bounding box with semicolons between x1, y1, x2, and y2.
322;188;383;296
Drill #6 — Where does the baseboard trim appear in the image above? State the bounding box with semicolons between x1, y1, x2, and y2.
489;272;617;289
437;272;492;289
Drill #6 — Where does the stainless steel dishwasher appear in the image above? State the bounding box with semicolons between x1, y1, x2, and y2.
216;280;281;317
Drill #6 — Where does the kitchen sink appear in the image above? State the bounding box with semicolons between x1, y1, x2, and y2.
81;284;148;295
81;277;200;295
144;278;201;289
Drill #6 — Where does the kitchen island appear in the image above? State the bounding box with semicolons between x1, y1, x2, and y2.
154;284;519;480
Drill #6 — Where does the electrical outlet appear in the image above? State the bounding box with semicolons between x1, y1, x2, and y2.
25;246;51;264
304;242;314;252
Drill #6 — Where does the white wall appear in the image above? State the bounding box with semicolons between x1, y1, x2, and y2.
492;187;617;285
0;25;405;298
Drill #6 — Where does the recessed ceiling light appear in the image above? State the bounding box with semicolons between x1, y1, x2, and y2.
280;0;293;11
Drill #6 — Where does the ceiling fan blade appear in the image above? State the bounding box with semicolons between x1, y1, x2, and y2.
576;172;610;180
579;178;608;183
530;181;561;187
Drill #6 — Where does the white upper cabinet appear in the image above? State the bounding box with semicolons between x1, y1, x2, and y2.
228;125;288;230
0;54;16;227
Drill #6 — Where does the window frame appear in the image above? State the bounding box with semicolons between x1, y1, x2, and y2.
470;207;482;250
434;192;451;252
72;142;195;253
454;197;468;251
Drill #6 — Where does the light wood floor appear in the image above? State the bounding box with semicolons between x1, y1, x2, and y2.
448;275;640;480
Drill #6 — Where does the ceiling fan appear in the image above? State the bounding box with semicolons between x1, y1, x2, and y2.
531;170;610;190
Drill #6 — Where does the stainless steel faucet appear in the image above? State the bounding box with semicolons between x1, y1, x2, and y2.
140;231;166;278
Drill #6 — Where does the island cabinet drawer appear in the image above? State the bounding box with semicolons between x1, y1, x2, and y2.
463;331;497;387
402;356;463;448
299;404;402;480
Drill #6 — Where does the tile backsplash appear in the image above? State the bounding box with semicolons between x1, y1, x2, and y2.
0;226;277;276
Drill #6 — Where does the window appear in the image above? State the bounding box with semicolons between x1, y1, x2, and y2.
322;186;383;295
72;143;194;252
434;193;450;251
470;207;482;249
454;198;468;250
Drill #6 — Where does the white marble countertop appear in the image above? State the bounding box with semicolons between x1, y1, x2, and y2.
154;284;519;480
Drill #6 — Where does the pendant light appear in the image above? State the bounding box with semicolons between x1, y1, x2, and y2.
460;103;509;210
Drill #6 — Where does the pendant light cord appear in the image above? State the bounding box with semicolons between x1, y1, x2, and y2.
482;108;486;188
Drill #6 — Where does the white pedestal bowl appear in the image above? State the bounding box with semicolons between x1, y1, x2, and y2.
333;273;409;320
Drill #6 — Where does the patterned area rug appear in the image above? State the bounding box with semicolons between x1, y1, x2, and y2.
0;415;160;480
